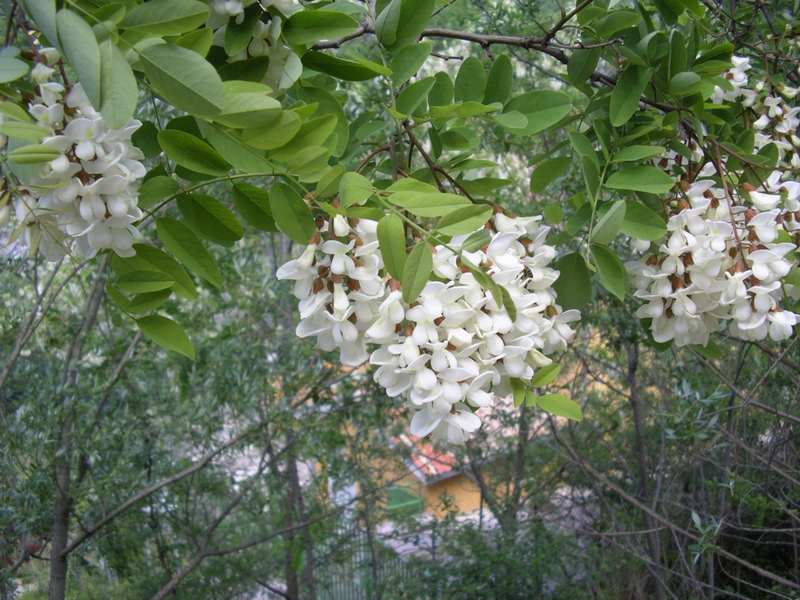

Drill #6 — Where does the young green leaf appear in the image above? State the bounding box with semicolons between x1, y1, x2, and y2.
534;393;583;421
402;242;433;303
140;44;225;116
377;214;407;280
339;172;373;206
605;166;674;194
56;9;101;110
530;363;561;388
390;191;471;217
435;205;493;236
114;270;175;293
137;315;196;359
126;289;172;314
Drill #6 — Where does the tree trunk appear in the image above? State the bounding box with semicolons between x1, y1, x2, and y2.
47;259;107;600
624;339;666;600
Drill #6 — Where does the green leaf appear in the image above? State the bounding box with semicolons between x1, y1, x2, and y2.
174;28;214;57
530;156;572;194
611;145;667;163
157;130;229;176
0;102;32;123
610;66;651;127
316;165;345;198
455;57;486;103
619;201;666;241
461;229;491;252
492;111;527;129
339;172;373;206
177;194;244;245
390;191;471;217
402;242;433;303
269;182;316;244
530;363;561;388
534;393;583;421
115;270;175;293
511;378;526;407
377;214;407;280
120;0;208;35
232;184;276;232
591;200;626;244
435;205;493;236
605;166;674;195
784;267;800;287
593;10;641;37
56;9;101;109
544;204;563;224
552;252;592;310
126;244;198;299
376;0;435;52
18;0;57;48
395;76;436;116
214;89;281;129
240;110;302;151
224;3;261;56
288;145;332;176
282;11;360;45
590;243;627;301
137;315;196;359
138;176;180;210
156;218;223;287
0;54;28;83
568;130;599;167
504;91;572;135
303;51;385;81
693;340;723;359
484;54;513;105
0;122;50;140
669;71;703;96
140;44;225;116
429;72;454;106
7;144;61;164
127;289;172;314
98;39;138;129
391;42;432;86
567;48;600;85
270;115;338;161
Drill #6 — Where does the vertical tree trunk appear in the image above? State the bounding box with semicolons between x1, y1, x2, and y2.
286;453;317;600
48;260;107;600
624;339;666;600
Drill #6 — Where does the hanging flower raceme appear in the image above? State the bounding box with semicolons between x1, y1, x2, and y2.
627;56;800;345
278;210;579;444
7;60;145;261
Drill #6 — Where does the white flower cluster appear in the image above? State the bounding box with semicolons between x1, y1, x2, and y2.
9;66;145;261
278;211;579;443
628;56;800;345
206;0;301;90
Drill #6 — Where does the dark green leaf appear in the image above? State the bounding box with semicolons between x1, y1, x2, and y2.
530;156;572;194
157;130;229;176
282;11;360;45
590;243;627;301
610;66;651;127
177;194;244;245
156;218;223;287
232;184;276;231
391;42;432;86
269;182;316;244
552;252;592;310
